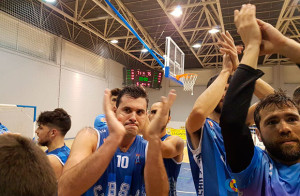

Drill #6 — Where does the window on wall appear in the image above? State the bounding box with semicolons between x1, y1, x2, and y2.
0;12;107;79
0;12;56;63
62;42;107;79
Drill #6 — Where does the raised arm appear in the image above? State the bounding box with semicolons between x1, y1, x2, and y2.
218;30;275;126
185;55;233;150
144;90;177;196
257;19;300;65
161;135;184;160
220;4;264;173
58;89;125;196
186;69;231;133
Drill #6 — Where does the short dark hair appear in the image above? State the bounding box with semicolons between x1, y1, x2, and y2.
111;88;121;97
116;86;149;108
206;74;232;88
254;90;300;129
293;86;300;106
0;134;57;196
37;108;71;136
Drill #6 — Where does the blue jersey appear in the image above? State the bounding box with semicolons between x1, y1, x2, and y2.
161;134;182;196
83;127;148;196
233;146;300;196
187;118;238;196
0;123;9;134
46;144;70;165
94;114;107;130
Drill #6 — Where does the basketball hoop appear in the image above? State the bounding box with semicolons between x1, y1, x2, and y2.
176;73;198;95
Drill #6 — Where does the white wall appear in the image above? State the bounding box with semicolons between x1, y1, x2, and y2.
0;12;126;138
0;45;123;139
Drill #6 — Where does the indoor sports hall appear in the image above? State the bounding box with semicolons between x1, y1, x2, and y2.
1;0;300;196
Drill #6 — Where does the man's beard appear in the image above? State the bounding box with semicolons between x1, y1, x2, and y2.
261;136;300;162
39;140;50;147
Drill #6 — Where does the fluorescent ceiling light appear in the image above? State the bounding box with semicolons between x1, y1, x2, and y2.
110;39;118;44
141;48;148;53
170;6;183;17
44;0;56;3
192;43;202;48
209;28;220;34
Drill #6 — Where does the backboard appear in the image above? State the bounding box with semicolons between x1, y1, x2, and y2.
164;37;185;79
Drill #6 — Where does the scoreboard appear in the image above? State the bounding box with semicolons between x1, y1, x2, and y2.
123;68;163;89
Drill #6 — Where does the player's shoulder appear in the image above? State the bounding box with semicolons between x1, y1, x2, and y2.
78;126;99;136
74;127;99;149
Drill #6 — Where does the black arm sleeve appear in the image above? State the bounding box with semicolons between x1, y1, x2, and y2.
297;64;300;69
220;64;264;173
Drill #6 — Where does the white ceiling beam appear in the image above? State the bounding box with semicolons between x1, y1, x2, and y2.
166;1;217;11
79;15;112;22
114;0;164;55
107;35;136;40
181;26;212;32
38;0;156;69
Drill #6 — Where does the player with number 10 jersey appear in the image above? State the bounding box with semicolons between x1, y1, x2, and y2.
83;126;147;196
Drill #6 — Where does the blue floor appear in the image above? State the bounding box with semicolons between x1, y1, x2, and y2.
176;162;197;196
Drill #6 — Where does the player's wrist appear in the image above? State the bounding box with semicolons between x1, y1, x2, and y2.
278;37;295;56
146;134;161;141
108;132;125;143
147;137;162;147
240;45;260;69
220;69;232;76
244;42;260;51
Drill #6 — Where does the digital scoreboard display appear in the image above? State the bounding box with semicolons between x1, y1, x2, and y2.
123;68;163;89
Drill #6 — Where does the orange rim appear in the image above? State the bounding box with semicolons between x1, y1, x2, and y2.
176;73;197;80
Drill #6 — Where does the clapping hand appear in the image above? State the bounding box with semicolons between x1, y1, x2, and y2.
144;90;176;140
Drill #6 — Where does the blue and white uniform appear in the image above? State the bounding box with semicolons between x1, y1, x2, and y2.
233;146;300;196
94;114;107;130
161;134;182;196
83;127;148;196
46;144;70;165
187;118;238;196
0;123;9;134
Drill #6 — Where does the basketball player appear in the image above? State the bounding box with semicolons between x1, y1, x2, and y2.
36;108;71;180
185;30;274;195
148;102;184;196
0;134;57;196
220;4;300;195
94;88;121;130
293;86;300;107
59;86;174;195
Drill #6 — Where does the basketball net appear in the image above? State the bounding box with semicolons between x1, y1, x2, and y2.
176;73;198;95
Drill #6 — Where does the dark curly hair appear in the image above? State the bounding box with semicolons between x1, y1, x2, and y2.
111;88;121;96
37;108;71;136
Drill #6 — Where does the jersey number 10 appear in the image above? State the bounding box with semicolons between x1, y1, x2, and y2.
117;155;129;168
